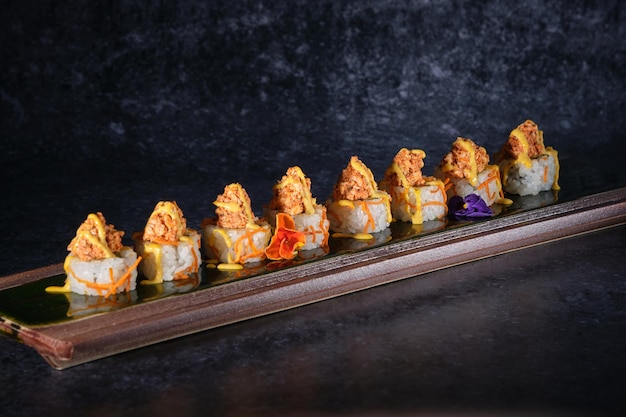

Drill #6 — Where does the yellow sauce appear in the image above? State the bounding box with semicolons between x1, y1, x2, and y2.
439;138;480;187
140;242;163;284
336;199;355;209
66;213;116;259
45;255;74;293
212;201;241;212
145;201;186;241
459;138;479;186
217;263;244;271
213;183;258;228
332;232;374;240
212;228;233;247
509;128;533;168
412;187;423;224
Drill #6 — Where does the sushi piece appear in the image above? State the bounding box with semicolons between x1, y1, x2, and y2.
264;166;330;251
326;156;392;237
202;183;272;267
380;148;447;224
134;201;201;284
434;137;504;206
46;212;140;298
494;120;560;196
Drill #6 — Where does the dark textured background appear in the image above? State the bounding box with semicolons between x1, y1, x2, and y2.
3;1;624;175
2;1;625;275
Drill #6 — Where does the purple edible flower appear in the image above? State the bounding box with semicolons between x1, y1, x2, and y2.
448;194;492;220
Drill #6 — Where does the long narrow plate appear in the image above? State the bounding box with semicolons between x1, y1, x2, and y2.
1;180;625;369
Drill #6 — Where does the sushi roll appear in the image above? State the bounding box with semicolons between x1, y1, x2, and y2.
46;212;140;298
434;137;504;206
380;148;447;224
202;183;272;267
326;156;392;237
264;166;330;251
134;201;201;284
494;120;560;196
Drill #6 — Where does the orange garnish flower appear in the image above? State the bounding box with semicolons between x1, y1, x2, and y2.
265;213;306;260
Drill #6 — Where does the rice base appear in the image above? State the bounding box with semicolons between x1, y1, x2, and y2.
63;246;139;297
326;196;391;235
134;229;202;282
264;205;330;250
442;164;503;206
203;221;272;264
387;179;447;224
498;152;559;196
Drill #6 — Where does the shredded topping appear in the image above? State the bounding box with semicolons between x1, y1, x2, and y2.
438;137;489;185
268;166;316;215
496;120;546;162
67;212;124;261
332;156;380;201
142;201;187;244
383;148;427;188
214;183;256;229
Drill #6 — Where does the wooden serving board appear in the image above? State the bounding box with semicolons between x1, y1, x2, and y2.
1;186;625;370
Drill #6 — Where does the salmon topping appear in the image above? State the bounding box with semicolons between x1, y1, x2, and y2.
383;148;427;188
496;119;546;161
142;201;187;244
333;156;378;201
268;166;316;216
214;183;255;229
67;212;124;261
439;137;489;181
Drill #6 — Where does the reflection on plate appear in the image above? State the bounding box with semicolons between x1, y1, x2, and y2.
138;272;202;302
391;219;447;239
508;189;559;211
329;229;392;253
63;291;138;318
